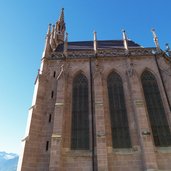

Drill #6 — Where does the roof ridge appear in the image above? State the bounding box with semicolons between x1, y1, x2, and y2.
68;39;132;43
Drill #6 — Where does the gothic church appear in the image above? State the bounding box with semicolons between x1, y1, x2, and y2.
18;9;171;171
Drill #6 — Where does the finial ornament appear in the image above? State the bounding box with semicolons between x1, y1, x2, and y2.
122;29;128;51
50;25;56;50
65;32;68;42
94;31;97;53
47;24;52;36
165;43;171;57
151;28;160;53
54;8;66;43
165;43;170;51
42;24;52;58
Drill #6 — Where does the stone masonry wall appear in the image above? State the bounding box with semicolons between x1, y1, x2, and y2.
19;54;171;171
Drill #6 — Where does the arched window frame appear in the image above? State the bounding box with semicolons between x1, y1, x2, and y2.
107;71;131;148
71;72;90;150
141;70;171;147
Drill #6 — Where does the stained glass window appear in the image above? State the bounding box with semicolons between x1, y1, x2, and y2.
141;71;171;146
107;72;131;148
71;73;90;150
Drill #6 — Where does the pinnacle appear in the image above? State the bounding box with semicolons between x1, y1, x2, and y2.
59;8;64;22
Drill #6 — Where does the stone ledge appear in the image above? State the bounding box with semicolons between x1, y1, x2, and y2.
64;150;92;157
156;147;171;153
146;170;171;171
113;149;139;154
108;146;140;154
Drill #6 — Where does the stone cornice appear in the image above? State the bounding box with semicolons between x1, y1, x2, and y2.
47;48;156;60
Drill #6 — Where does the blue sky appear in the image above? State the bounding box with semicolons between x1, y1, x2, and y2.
0;0;171;154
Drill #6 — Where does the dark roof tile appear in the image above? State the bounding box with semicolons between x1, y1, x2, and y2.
55;40;141;52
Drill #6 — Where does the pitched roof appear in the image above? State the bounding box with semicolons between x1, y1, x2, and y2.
55;40;141;52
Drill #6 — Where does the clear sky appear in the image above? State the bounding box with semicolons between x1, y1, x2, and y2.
0;0;171;154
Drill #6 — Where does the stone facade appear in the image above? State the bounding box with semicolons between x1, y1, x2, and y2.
18;9;171;171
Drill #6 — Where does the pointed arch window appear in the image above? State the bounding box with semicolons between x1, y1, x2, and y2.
71;73;90;150
141;71;171;146
107;72;131;148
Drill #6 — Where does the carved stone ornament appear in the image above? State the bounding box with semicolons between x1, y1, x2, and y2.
126;62;134;77
93;60;103;78
56;62;70;80
47;48;155;60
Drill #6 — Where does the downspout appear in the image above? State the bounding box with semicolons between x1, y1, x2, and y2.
89;56;96;171
154;53;171;111
151;29;171;110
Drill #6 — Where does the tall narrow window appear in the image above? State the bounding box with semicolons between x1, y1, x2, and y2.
46;141;49;151
53;71;56;78
48;114;52;123
71;73;90;150
141;71;171;146
107;72;131;148
51;91;54;99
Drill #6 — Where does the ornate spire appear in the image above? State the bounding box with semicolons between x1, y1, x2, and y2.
49;8;66;51
151;28;160;52
94;31;97;53
59;8;64;23
122;29;128;51
54;8;66;44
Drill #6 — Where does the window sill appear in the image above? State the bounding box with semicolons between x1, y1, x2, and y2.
156;146;171;153
64;149;92;157
108;146;140;154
